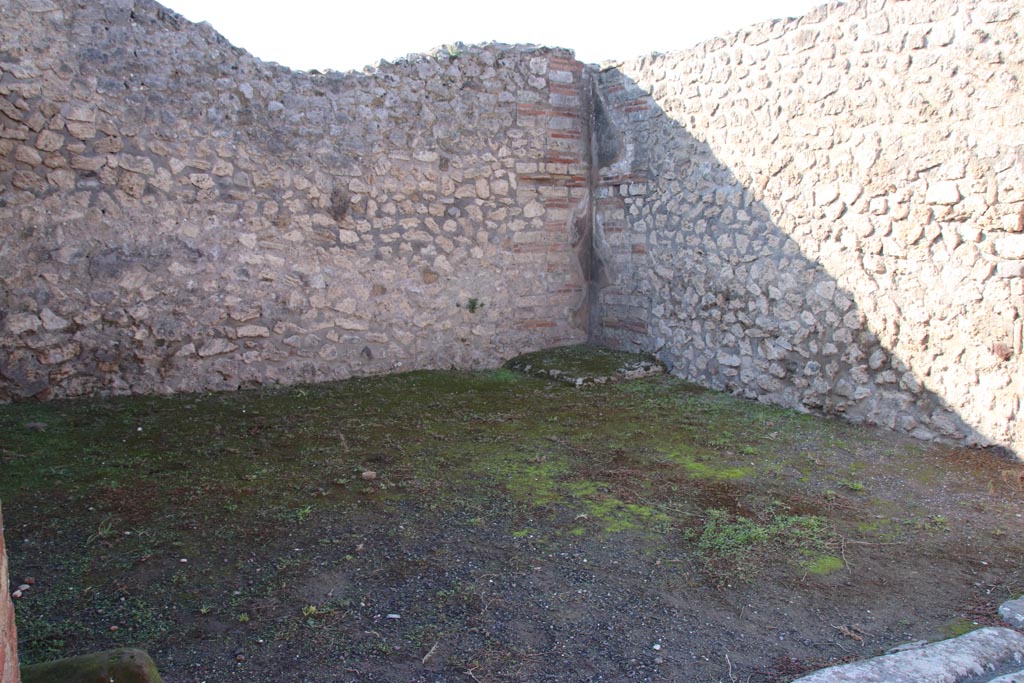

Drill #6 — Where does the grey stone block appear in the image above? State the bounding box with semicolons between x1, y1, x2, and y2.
791;628;1024;683
1001;598;1024;629
988;672;1024;683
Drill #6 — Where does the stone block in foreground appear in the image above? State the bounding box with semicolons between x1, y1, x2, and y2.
1000;597;1024;629
20;648;161;683
791;627;1024;683
989;672;1024;683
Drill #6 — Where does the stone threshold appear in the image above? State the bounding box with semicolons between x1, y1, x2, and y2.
793;599;1024;683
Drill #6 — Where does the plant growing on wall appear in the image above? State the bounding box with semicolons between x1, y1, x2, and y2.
456;298;484;313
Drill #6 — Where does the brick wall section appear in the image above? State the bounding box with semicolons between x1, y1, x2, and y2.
0;0;587;400
513;57;590;336
0;505;19;683
592;0;1023;454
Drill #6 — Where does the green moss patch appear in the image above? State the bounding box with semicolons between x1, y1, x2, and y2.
942;617;981;638
801;553;845;576
662;447;754;480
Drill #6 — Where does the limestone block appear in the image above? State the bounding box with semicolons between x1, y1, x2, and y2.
523;200;545;218
39;309;69;332
997;262;1024;278
197;339;238;357
65;121;96;139
188;173;214;190
926;181;960;205
11;171;44;191
117;172;146;198
14;145;41;166
348;178;371;193
814;184;839;206
236;325;270;338
1000;212;1023;233
70;155;105;171
46;169;75;190
65;105;96;122
119;155;155;175
6;313;41;335
995;235;1024;259
93;136;122;154
39;341;80;365
717;352;742;367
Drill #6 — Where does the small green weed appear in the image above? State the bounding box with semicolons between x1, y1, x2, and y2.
302;604;324;627
908;515;949;532
460;298;483;313
86;516;117;546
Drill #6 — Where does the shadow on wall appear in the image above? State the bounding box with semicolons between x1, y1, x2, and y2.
588;4;1022;458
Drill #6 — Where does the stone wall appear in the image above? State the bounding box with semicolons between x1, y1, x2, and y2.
592;0;1023;453
2;0;1022;455
0;505;19;683
0;0;588;399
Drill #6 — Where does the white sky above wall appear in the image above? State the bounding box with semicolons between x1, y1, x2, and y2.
161;0;827;72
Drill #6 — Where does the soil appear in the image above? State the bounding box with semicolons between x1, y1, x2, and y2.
1;346;1022;683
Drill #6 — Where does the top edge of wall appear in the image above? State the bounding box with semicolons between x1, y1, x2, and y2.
603;0;856;70
66;0;583;78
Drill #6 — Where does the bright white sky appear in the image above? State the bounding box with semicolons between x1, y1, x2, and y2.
161;0;826;72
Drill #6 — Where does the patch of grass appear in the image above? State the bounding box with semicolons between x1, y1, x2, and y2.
484;451;567;506
12;567;172;665
11;607;71;663
569;484;672;534
695;505;837;583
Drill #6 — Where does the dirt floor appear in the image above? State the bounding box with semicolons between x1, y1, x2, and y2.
1;346;1022;683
